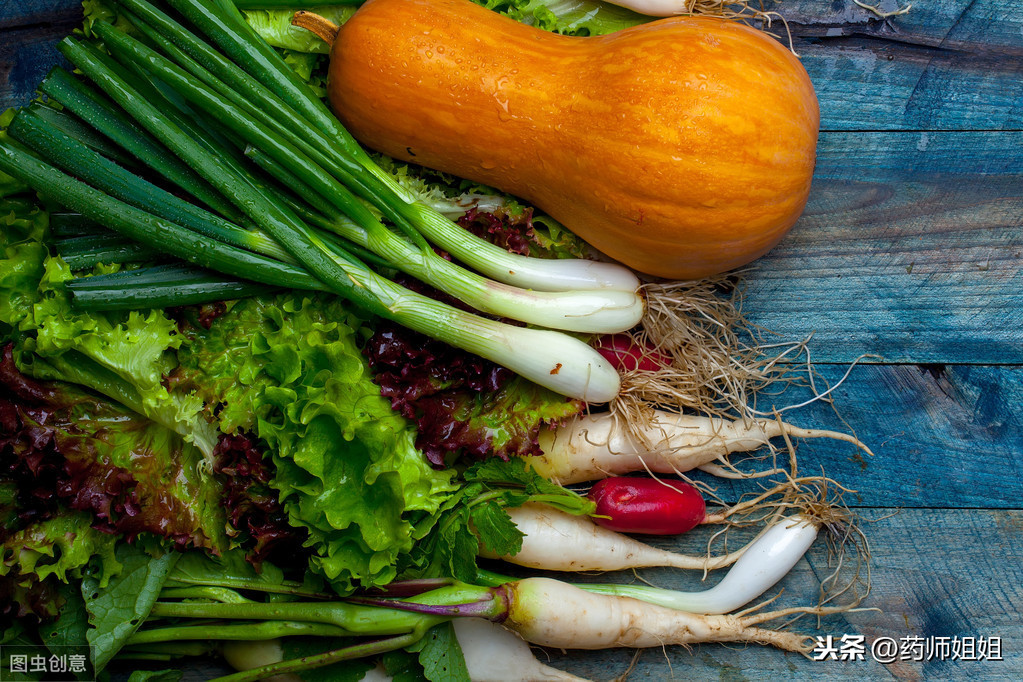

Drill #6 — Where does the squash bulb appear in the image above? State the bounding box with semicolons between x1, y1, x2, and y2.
320;0;819;279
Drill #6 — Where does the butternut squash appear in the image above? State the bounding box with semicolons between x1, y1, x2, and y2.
317;0;819;279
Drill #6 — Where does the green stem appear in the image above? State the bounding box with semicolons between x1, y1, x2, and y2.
0;139;318;292
26;102;138;168
95;20;395;246
210;631;422;682
128;620;350;646
116;0;427;250
10;107;298;266
149;600;436;637
57;234;161;269
37;68;241;222
56;34;388;317
162;576;329;600
159;586;256;603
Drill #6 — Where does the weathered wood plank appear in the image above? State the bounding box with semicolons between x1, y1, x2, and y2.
0;25;74;109
687;364;1023;509
777;0;1023;54
803;39;1023;132
741;131;1023;365
0;0;80;30
542;508;1023;680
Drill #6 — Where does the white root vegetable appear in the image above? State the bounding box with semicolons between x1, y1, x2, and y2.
532;410;872;484
453;618;591;681
589;515;820;615
601;0;689;16
503;577;815;653
221;640;302;682
478;502;748;571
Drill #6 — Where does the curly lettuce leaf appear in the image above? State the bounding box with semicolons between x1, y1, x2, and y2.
0;197;217;459
242;7;359;53
1;350;229;553
0;199;47;340
0;513;121;587
174;293;458;593
475;0;649;36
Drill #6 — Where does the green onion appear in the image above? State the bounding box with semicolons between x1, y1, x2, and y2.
38;67;242;222
57;234;161;269
0;140;321;292
49;212;106;238
9;107;296;265
25;102;138;168
66;264;276;310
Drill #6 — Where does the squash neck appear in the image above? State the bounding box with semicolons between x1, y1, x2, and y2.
291;11;339;46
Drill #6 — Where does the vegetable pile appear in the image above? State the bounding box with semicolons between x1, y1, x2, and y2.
1;1;872;680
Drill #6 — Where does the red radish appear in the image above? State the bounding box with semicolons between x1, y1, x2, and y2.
593;334;669;373
588;477;706;535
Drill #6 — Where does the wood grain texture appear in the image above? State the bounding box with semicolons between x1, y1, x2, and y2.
0;24;74;108
777;0;1023;53
686;364;1023;509
0;0;80;29
1;2;1020;681
740;131;1023;365
803;40;1023;132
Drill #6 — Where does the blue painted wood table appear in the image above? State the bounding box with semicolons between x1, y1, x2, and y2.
2;1;1021;680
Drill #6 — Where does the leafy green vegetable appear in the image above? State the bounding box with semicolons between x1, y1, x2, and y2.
0;514;121;586
405;458;594;582
476;0;648;35
0;196;48;341
82;543;179;672
38;581;90;654
411;622;470;682
242;6;359;53
173;294;458;593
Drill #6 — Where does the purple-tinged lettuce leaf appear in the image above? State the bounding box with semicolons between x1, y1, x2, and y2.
364;322;582;466
1;346;228;553
212;433;309;570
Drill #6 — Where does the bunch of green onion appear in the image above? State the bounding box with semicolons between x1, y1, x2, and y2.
0;0;644;402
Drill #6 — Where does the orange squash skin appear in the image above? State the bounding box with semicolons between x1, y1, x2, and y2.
327;0;820;279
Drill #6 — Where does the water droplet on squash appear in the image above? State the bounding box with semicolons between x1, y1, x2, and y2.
481;159;497;169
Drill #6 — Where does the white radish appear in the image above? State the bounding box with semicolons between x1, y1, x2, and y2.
586;515;820;615
503;577;816;653
532;410;872;484
221;640;302;682
452;618;591;682
478;502;748;571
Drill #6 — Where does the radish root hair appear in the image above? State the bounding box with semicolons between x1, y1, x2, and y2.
618;275;807;425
